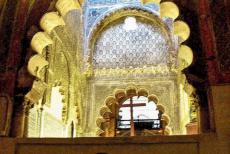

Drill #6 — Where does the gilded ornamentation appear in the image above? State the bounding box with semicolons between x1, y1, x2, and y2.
174;21;191;43
160;2;179;20
56;0;81;17
31;32;53;55
27;54;49;79
26;0;196;137
25;80;47;105
178;45;194;70
94;65;172;78
40;12;65;34
96;87;171;136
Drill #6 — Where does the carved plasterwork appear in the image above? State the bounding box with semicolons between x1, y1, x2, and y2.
31;32;53;55
25;0;196;137
56;0;81;17
174;21;190;43
84;2;192;74
84;4;160;37
178;45;194;70
95;86;171;136
94;65;172;78
25;80;47;105
40;12;65;34
27;54;49;79
87;8;173;51
83;77;180;136
85;8;178;75
179;73;198;124
93;17;170;69
160;2;179;20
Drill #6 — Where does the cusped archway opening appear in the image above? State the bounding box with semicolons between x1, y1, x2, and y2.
97;87;171;137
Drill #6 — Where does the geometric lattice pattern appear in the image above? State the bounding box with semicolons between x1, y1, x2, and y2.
93;17;170;69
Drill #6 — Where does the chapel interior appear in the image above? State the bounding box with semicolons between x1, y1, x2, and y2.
0;0;230;154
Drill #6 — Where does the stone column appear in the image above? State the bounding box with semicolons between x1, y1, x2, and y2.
38;107;44;137
23;103;31;137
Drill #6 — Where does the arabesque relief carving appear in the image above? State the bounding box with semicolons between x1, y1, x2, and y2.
25;0;197;137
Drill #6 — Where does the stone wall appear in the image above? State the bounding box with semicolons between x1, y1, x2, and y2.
209;85;230;153
84;76;183;136
0;136;199;154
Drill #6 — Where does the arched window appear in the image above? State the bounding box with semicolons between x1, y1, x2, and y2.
116;96;162;136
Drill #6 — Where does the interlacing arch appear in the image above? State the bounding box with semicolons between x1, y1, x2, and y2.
96;86;171;137
27;0;194;136
26;0;82;124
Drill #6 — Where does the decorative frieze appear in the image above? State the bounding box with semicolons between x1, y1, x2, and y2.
94;65;173;78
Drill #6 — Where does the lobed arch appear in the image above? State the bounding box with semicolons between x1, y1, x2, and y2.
86;2;193;73
27;0;194;107
96;86;171;137
27;0;83;126
87;0;184;43
25;0;197;137
87;7;174;66
88;5;162;39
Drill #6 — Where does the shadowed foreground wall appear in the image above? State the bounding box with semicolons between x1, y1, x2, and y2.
1;136;199;154
209;85;230;153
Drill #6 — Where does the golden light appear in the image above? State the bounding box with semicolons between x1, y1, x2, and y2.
27;54;49;78
56;0;81;17
123;17;138;31
31;32;53;55
78;0;84;6
174;21;190;42
160;2;179;20
50;86;64;119
178;45;193;68
40;12;65;34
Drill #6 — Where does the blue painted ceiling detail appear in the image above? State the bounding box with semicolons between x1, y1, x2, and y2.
83;0;159;37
